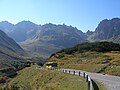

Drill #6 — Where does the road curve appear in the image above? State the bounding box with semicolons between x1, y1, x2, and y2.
62;69;120;90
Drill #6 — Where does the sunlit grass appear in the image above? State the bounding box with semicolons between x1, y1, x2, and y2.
5;66;88;90
50;51;120;76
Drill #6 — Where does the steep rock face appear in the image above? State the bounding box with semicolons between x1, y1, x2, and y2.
86;30;94;36
0;30;24;68
108;35;120;43
34;23;86;47
91;18;120;41
21;23;87;55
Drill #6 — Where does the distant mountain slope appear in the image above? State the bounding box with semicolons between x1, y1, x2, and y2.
0;21;14;33
20;23;87;55
0;21;39;42
9;21;39;42
0;21;87;56
90;18;120;42
0;30;25;69
108;35;120;43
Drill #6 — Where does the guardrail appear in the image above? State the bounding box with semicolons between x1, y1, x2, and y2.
38;67;94;90
54;69;93;90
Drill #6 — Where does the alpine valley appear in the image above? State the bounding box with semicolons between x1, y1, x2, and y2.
0;18;120;90
0;18;120;56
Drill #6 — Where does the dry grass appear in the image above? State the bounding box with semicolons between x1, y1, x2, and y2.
2;65;88;90
49;51;120;76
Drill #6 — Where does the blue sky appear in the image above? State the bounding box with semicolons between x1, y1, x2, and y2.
0;0;120;32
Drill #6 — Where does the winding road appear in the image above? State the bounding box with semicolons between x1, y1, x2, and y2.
38;66;120;90
62;69;120;90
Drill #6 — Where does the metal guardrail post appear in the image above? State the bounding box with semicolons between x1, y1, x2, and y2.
86;75;88;82
65;70;67;73
79;71;80;76
83;72;85;78
69;70;70;74
88;81;90;90
73;71;75;75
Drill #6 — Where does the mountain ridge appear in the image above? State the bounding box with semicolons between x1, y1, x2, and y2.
0;18;120;56
20;23;87;55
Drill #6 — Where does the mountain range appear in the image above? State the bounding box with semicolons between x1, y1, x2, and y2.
0;18;120;56
20;23;87;55
0;21;87;55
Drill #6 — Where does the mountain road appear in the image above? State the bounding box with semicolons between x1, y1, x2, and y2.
62;69;120;90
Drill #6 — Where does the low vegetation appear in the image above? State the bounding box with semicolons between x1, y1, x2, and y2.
0;61;33;84
0;66;88;90
49;42;120;76
54;42;120;55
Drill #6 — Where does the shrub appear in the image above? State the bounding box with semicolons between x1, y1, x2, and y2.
55;42;120;55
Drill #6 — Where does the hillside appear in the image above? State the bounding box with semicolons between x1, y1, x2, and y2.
0;30;25;69
20;23;87;55
0;30;48;85
1;66;88;90
49;42;120;76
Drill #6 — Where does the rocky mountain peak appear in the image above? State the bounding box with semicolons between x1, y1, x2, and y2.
92;18;120;41
86;30;93;35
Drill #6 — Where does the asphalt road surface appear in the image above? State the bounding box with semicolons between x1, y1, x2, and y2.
62;69;120;90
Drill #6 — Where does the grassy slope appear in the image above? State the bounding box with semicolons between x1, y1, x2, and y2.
3;66;88;90
49;51;120;76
